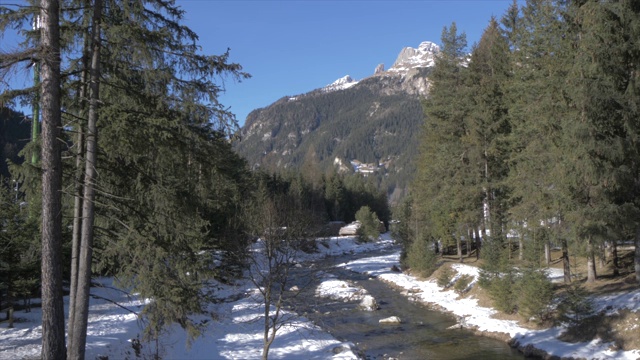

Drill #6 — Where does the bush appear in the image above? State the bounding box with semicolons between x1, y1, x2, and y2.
557;282;594;326
488;270;519;314
518;269;554;323
453;274;473;295
406;235;438;277
437;265;455;288
355;206;380;242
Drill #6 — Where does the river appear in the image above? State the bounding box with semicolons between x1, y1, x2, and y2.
287;247;524;360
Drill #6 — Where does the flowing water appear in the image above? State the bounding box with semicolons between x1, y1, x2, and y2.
288;248;524;360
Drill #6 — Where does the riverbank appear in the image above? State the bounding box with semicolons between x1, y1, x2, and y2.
336;240;640;360
1;234;638;359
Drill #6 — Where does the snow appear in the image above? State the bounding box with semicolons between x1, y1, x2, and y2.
322;75;358;93
388;41;439;73
2;233;639;360
335;248;640;360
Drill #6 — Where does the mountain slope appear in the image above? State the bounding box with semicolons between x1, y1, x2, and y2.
234;41;439;202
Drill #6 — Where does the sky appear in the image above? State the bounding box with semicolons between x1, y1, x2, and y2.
0;0;516;127
178;0;516;126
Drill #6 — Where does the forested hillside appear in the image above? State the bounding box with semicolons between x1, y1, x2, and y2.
234;65;433;203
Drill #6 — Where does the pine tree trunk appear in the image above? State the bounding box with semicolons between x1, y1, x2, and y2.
457;236;463;263
518;225;524;261
467;227;473;258
68;2;102;359
544;241;551;266
39;1;66;358
68;32;89;349
612;240;619;277
586;237;597;283
635;226;640;284
474;227;481;260
562;238;571;284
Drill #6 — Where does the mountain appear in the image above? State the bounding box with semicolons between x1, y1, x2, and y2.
233;41;440;203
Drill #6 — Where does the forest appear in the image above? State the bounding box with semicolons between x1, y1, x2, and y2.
0;1;389;359
400;0;640;317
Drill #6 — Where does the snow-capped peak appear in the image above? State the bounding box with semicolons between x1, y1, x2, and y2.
323;75;359;93
389;41;440;73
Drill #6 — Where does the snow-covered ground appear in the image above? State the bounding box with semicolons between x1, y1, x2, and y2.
2;233;639;360
336;246;640;360
0;235;389;360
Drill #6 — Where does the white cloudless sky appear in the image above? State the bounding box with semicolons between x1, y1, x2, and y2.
178;0;516;127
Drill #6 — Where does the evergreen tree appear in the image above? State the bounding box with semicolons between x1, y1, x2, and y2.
465;17;512;241
414;22;477;263
506;0;574;282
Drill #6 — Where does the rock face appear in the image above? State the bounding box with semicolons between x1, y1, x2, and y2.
389;41;440;72
374;63;385;74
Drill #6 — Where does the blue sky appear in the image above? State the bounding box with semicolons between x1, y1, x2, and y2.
1;0;515;127
179;0;515;127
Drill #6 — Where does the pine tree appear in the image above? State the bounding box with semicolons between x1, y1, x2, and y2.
506;0;574;282
465;17;512;242
414;22;478;263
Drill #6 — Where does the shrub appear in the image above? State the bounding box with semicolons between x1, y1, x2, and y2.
453;274;473;295
488;270;519;314
557;282;594;326
518;269;554;323
437;265;455;288
355;206;380;242
406;235;438;277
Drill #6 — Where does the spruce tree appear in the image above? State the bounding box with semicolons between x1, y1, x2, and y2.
465;17;512;242
506;0;574;282
414;22;478;264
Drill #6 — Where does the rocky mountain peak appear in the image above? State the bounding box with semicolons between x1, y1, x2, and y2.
389;41;440;74
374;63;385;75
323;75;359;93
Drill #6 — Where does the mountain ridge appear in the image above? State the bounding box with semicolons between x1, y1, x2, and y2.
234;41;440;203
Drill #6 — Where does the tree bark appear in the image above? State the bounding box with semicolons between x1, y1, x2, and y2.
635;226;640;284
562;238;571;284
544;241;551;266
611;240;619;277
68;25;89;348
518;225;524;261
39;0;66;359
68;2;102;359
474;227;481;260
586;237;597;283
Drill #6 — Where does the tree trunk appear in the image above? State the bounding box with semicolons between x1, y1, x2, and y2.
68;28;89;349
474;227;481;260
457;236;463;263
68;2;102;359
635;225;640;284
39;1;66;358
467;227;473;258
544;241;551;266
611;240;619;277
562;238;571;284
586;237;597;283
518;225;524;261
